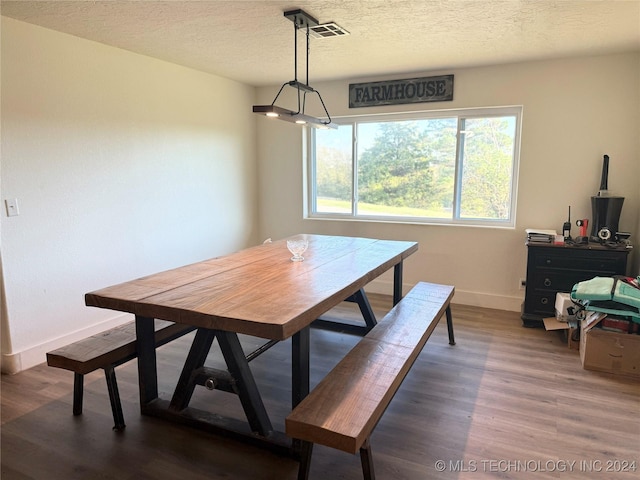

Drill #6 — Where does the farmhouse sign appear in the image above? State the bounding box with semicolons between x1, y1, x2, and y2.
349;74;454;108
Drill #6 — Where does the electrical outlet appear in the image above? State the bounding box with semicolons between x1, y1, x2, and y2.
519;278;526;290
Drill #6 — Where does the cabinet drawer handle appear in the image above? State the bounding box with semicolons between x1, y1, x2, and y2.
541;298;549;305
543;278;552;287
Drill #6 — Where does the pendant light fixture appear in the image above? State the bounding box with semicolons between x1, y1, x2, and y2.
253;9;337;129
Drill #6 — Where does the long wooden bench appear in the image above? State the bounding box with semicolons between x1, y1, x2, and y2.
286;281;455;480
47;319;195;431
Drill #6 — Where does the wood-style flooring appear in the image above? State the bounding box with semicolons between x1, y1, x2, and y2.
2;297;639;479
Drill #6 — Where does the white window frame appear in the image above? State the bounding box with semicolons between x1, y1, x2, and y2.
307;106;522;228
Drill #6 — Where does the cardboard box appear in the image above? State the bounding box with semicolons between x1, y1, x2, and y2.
543;317;579;350
543;317;569;331
554;292;576;322
580;313;640;378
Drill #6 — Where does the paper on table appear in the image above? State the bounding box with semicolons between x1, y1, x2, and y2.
525;229;558;236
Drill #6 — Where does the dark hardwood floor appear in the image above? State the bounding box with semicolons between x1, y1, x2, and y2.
2;296;639;479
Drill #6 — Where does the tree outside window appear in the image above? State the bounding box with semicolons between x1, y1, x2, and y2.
310;107;521;227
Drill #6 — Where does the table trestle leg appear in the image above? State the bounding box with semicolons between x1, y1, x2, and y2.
169;328;273;437
393;262;403;306
291;326;311;456
291;326;310;409
169;328;216;411
351;289;377;330
135;316;158;407
216;331;273;437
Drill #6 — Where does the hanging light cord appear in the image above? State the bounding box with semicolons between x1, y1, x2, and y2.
265;11;333;126
301;23;309;115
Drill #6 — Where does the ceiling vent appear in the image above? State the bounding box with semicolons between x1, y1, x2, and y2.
309;22;350;39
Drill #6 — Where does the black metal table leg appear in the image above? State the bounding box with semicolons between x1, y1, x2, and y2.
446;305;456;345
135;316;157;407
297;441;314;480
352;289;377;331
291;326;310;408
291;326;310;455
170;328;217;411
393;262;403;306
216;330;273;437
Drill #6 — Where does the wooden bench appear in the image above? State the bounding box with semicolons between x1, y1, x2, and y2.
286;282;455;480
47;319;195;431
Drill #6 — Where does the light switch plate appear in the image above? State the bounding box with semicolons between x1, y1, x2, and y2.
5;198;20;216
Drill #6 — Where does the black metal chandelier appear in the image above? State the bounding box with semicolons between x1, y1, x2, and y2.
252;9;337;129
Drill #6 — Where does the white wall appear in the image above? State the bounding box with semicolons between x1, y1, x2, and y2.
256;53;640;310
0;17;259;373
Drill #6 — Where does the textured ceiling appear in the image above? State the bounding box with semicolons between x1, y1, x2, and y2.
2;0;639;87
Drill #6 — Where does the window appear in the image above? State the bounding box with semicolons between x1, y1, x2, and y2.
308;106;521;227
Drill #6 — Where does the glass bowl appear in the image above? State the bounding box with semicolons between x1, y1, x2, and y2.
286;239;309;262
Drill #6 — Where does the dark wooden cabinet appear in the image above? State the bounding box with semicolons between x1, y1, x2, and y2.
521;242;630;327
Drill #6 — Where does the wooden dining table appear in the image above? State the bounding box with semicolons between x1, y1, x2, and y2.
85;234;418;453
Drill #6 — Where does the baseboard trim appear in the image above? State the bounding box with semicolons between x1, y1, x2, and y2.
1;313;132;375
365;279;523;312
